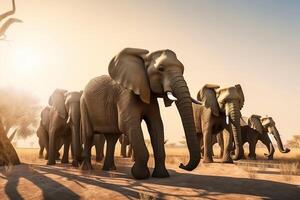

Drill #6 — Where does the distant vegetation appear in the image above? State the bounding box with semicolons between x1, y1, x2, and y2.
0;88;40;141
287;135;300;148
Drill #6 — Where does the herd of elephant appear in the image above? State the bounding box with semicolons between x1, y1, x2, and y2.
36;48;290;180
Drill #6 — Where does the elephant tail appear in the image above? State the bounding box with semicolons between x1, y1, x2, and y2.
80;96;94;144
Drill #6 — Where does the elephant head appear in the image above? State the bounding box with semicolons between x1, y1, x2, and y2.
261;116;290;154
198;84;245;160
48;89;68;119
109;48;200;171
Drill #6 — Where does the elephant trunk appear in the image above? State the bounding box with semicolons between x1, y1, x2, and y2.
226;101;243;160
69;103;82;162
171;74;201;171
272;127;290;153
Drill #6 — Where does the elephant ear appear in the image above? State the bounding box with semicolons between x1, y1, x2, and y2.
49;89;68;119
248;115;263;133
197;84;220;116
108;48;151;104
41;106;50;129
235;84;245;109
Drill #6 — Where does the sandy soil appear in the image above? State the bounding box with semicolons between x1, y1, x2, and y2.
0;148;299;200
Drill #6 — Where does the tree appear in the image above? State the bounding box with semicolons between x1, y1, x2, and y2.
0;88;40;141
0;0;22;40
287;135;300;148
0;0;23;166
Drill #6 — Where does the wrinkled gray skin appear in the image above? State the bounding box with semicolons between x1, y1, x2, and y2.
36;106;63;160
47;89;72;165
80;48;200;179
193;84;245;163
65;91;106;166
119;134;132;158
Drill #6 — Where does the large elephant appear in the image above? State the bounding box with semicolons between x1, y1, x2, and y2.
193;84;245;163
241;115;290;160
119;134;133;158
47;89;72;165
65;91;106;166
80;48;200;179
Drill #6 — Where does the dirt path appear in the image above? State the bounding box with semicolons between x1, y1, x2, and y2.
0;149;299;200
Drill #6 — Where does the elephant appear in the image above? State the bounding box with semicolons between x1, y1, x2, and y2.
240;115;290;160
193;84;245;163
80;48;201;179
65;91;106;166
36;106;63;160
119;134;133;158
36;106;50;159
47;89;72;165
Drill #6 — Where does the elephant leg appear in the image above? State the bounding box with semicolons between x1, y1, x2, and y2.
145;116;169;178
61;135;71;163
80;133;93;170
248;140;257;160
38;139;44;158
129;125;150;179
221;129;233;163
199;133;204;157
217;132;224;159
102;134;119;171
47;129;57;165
203;127;213;163
128;144;133;158
120;140;127;158
94;134;105;162
260;134;274;160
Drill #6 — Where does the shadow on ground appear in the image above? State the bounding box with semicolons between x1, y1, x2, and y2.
1;161;300;200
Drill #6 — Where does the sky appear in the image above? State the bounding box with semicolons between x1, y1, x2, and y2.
0;0;300;146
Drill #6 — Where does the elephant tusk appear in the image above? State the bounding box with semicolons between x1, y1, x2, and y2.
226;115;230;125
167;91;177;101
191;97;202;105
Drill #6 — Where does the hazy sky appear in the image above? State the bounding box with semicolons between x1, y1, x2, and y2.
0;0;299;144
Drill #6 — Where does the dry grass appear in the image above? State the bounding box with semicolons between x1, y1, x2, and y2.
139;193;157;200
279;162;299;181
241;164;257;179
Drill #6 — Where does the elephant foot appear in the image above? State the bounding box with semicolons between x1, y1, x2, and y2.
152;165;169;178
96;156;103;162
102;164;117;171
80;159;93;170
38;154;44;159
72;160;80;167
131;163;150;179
202;157;213;163
248;154;256;160
44;154;48;160
47;160;56;165
221;158;233;164
61;158;69;164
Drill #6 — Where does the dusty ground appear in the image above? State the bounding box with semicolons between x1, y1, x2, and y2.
0;147;299;200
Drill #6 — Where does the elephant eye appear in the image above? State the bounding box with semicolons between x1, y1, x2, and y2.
158;66;165;72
